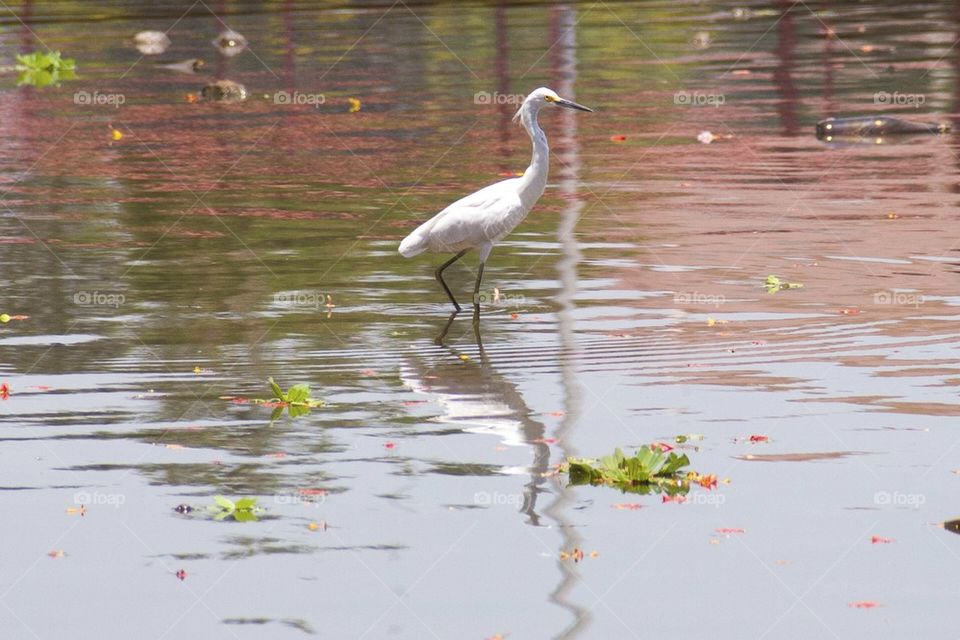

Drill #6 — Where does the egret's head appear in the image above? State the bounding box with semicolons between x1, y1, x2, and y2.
513;87;593;123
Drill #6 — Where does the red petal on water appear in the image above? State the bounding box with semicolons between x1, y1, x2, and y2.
748;435;769;443
533;437;558;445
698;474;718;489
297;488;328;496
871;535;894;544
609;135;627;142
401;400;427;406
384;441;396;449
0;383;8;400
651;442;674;452
175;569;187;581
716;527;746;534
848;601;881;609
662;495;687;504
612;503;644;510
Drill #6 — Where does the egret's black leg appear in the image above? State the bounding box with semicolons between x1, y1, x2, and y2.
434;309;459;345
472;262;485;317
473;315;484;352
435;250;468;311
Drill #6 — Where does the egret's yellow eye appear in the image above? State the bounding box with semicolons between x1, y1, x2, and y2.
544;95;556;102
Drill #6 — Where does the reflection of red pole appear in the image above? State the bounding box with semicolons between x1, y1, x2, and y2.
820;12;836;117
19;0;33;52
495;2;511;170
215;0;228;80
950;1;960;177
773;0;799;135
284;0;295;92
18;1;35;101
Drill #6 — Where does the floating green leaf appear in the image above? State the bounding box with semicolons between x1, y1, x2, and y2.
268;377;284;400
208;495;260;522
261;377;323;421
561;446;698;496
765;274;803;294
15;50;77;87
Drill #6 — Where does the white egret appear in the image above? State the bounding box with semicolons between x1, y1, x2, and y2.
398;87;592;315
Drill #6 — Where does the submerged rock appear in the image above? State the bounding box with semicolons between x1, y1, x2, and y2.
201;79;248;103
133;30;171;55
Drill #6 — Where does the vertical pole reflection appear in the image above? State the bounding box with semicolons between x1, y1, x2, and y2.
546;4;590;638
495;2;514;170
772;0;800;135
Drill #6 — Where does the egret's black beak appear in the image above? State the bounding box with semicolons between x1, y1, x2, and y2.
555;98;593;113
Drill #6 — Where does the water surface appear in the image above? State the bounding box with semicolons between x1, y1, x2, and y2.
1;1;959;638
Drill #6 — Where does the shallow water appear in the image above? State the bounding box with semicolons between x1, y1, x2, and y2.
2;1;960;638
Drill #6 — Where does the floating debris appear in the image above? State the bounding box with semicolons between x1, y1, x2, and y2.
691;31;712;49
133;30;170;55
201;79;248;103
155;58;205;74
764;274;803;293
559;548;598;562
816;116;949;141
214;29;248;57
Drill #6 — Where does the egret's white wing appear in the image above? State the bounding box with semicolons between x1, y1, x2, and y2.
417;178;525;253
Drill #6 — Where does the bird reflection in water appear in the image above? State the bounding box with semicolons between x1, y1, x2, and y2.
400;323;550;525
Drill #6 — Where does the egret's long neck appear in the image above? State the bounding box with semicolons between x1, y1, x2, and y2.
518;105;549;207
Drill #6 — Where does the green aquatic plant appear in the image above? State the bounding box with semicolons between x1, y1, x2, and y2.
208;495;260;522
265;377;323;420
562;446;695;496
15;50;76;87
764;274;803;294
221;378;324;422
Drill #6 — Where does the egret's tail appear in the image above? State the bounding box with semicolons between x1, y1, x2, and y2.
398;229;428;258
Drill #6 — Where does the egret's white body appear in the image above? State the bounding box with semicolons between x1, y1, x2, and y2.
399;87;592;314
